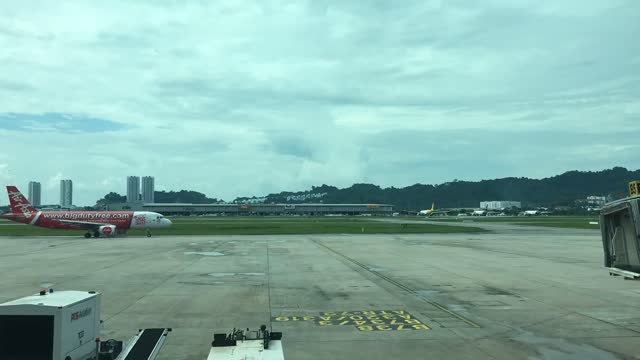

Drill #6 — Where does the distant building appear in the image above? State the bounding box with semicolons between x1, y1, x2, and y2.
40;204;75;211
105;202;394;216
127;176;140;203
28;181;41;207
586;195;606;206
554;206;572;212
480;201;521;210
142;176;155;203
60;180;73;206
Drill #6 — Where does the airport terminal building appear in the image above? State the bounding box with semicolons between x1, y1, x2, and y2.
480;201;522;210
106;202;394;216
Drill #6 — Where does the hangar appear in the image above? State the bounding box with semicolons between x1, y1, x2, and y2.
106;202;393;216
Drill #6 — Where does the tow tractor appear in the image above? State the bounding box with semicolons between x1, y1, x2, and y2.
0;289;284;359
600;180;640;280
208;325;284;360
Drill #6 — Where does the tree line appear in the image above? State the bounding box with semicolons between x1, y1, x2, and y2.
93;167;639;210
95;190;221;208
260;167;640;209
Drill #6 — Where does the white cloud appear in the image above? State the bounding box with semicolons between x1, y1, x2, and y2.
45;173;64;191
0;0;638;205
0;163;10;182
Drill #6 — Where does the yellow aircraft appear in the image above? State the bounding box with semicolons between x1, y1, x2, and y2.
417;203;448;216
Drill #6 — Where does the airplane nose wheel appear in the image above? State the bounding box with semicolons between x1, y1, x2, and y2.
146;230;152;238
93;231;100;238
84;232;91;239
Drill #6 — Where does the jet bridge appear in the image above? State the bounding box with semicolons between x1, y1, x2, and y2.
601;195;640;279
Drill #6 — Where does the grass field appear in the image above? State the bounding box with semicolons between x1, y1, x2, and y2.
426;216;600;230
0;217;485;236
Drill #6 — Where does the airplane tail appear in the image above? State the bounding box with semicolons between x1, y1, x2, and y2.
5;186;38;222
431;202;435;211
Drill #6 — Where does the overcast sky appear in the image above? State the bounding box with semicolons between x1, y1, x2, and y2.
1;1;638;205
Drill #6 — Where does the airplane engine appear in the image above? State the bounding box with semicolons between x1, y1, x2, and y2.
99;225;117;237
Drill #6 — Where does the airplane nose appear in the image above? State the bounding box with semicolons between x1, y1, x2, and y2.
163;218;172;226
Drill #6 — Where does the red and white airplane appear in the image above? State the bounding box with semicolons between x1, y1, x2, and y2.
2;186;172;238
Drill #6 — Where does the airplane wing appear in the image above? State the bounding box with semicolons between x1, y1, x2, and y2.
56;219;111;229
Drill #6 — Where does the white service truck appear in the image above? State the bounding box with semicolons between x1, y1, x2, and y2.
0;290;170;360
0;289;280;359
0;290;100;360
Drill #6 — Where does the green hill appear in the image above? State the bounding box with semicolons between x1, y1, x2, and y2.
257;167;639;209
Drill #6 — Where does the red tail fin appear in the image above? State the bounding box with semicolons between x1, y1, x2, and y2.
6;186;38;220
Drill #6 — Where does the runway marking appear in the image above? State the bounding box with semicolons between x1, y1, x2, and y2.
208;272;264;277
273;310;430;331
183;251;224;256
310;239;481;328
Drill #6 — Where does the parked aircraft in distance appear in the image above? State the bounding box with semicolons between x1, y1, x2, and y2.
418;203;449;216
2;186;171;238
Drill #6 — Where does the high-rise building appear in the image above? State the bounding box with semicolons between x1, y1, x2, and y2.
127;176;140;203
60;180;73;206
28;181;41;207
142;176;155;203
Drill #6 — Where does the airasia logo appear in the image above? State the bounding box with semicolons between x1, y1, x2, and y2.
101;227;113;235
15;204;33;217
9;191;23;203
8;191;32;218
71;308;92;321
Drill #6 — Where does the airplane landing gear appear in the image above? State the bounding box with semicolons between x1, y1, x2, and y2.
146;229;151;238
84;232;91;239
93;231;100;238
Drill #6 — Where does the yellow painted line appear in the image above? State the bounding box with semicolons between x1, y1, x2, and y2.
311;239;481;328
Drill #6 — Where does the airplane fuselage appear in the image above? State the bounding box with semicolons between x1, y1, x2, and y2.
3;185;172;237
2;211;171;230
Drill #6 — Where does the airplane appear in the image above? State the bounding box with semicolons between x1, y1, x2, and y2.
2;186;172;238
417;203;449;216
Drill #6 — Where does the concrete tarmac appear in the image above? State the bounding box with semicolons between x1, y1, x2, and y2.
1;225;639;359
